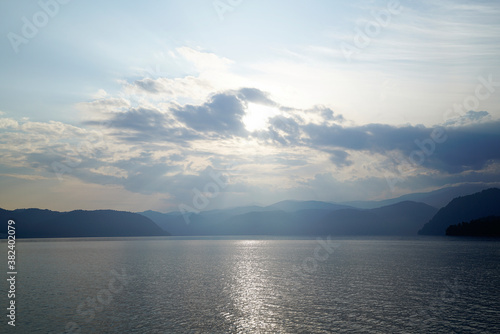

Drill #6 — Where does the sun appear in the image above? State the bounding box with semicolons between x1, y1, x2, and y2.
242;103;280;132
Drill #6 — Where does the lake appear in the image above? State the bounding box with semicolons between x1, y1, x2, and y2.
4;236;500;333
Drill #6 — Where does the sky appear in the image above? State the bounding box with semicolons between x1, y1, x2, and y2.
1;0;500;212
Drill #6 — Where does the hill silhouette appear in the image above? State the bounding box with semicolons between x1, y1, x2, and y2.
446;216;500;237
319;201;438;235
0;208;168;238
8;187;497;238
267;200;353;212
142;200;437;236
418;188;500;235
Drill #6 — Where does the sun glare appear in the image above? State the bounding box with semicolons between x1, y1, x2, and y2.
243;103;280;132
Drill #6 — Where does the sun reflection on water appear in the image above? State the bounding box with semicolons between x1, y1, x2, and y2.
225;240;287;333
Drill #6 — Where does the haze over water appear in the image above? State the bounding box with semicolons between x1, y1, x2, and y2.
10;236;500;333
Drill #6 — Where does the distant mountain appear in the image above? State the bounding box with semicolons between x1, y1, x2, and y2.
317;201;438;236
267;200;353;212
446;216;500;237
343;183;500;209
140;210;191;235
139;199;353;236
198;205;270;216
0;208;168;238
215;210;295;235
142;201;437;236
418;188;500;235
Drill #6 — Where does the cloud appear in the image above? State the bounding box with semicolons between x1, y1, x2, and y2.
108;107;169;131
77;97;130;115
134;78;162;94
3;84;500;211
444;110;491;126
122;47;234;102
0;118;19;129
122;163;178;195
263;115;302;146
85;107;199;143
333;1;500;66
301;120;500;173
328;150;353;168
84;88;282;143
318;107;344;123
425;120;500;173
82;87;500;177
172;92;248;137
236;88;277;106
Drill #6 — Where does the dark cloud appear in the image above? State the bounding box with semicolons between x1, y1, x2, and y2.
301;120;500;173
328;150;353;167
265;115;302;145
109;107;168;131
303;123;369;150
173;93;248;137
426;121;500;173
312;106;344;123
86;107;199;143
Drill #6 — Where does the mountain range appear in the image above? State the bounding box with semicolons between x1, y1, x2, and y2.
341;183;500;209
141;200;438;236
142;187;500;237
2;186;499;238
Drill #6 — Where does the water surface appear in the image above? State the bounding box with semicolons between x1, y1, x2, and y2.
4;236;500;333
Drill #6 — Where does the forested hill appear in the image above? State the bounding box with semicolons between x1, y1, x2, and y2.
418;188;500;235
446;216;500;237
